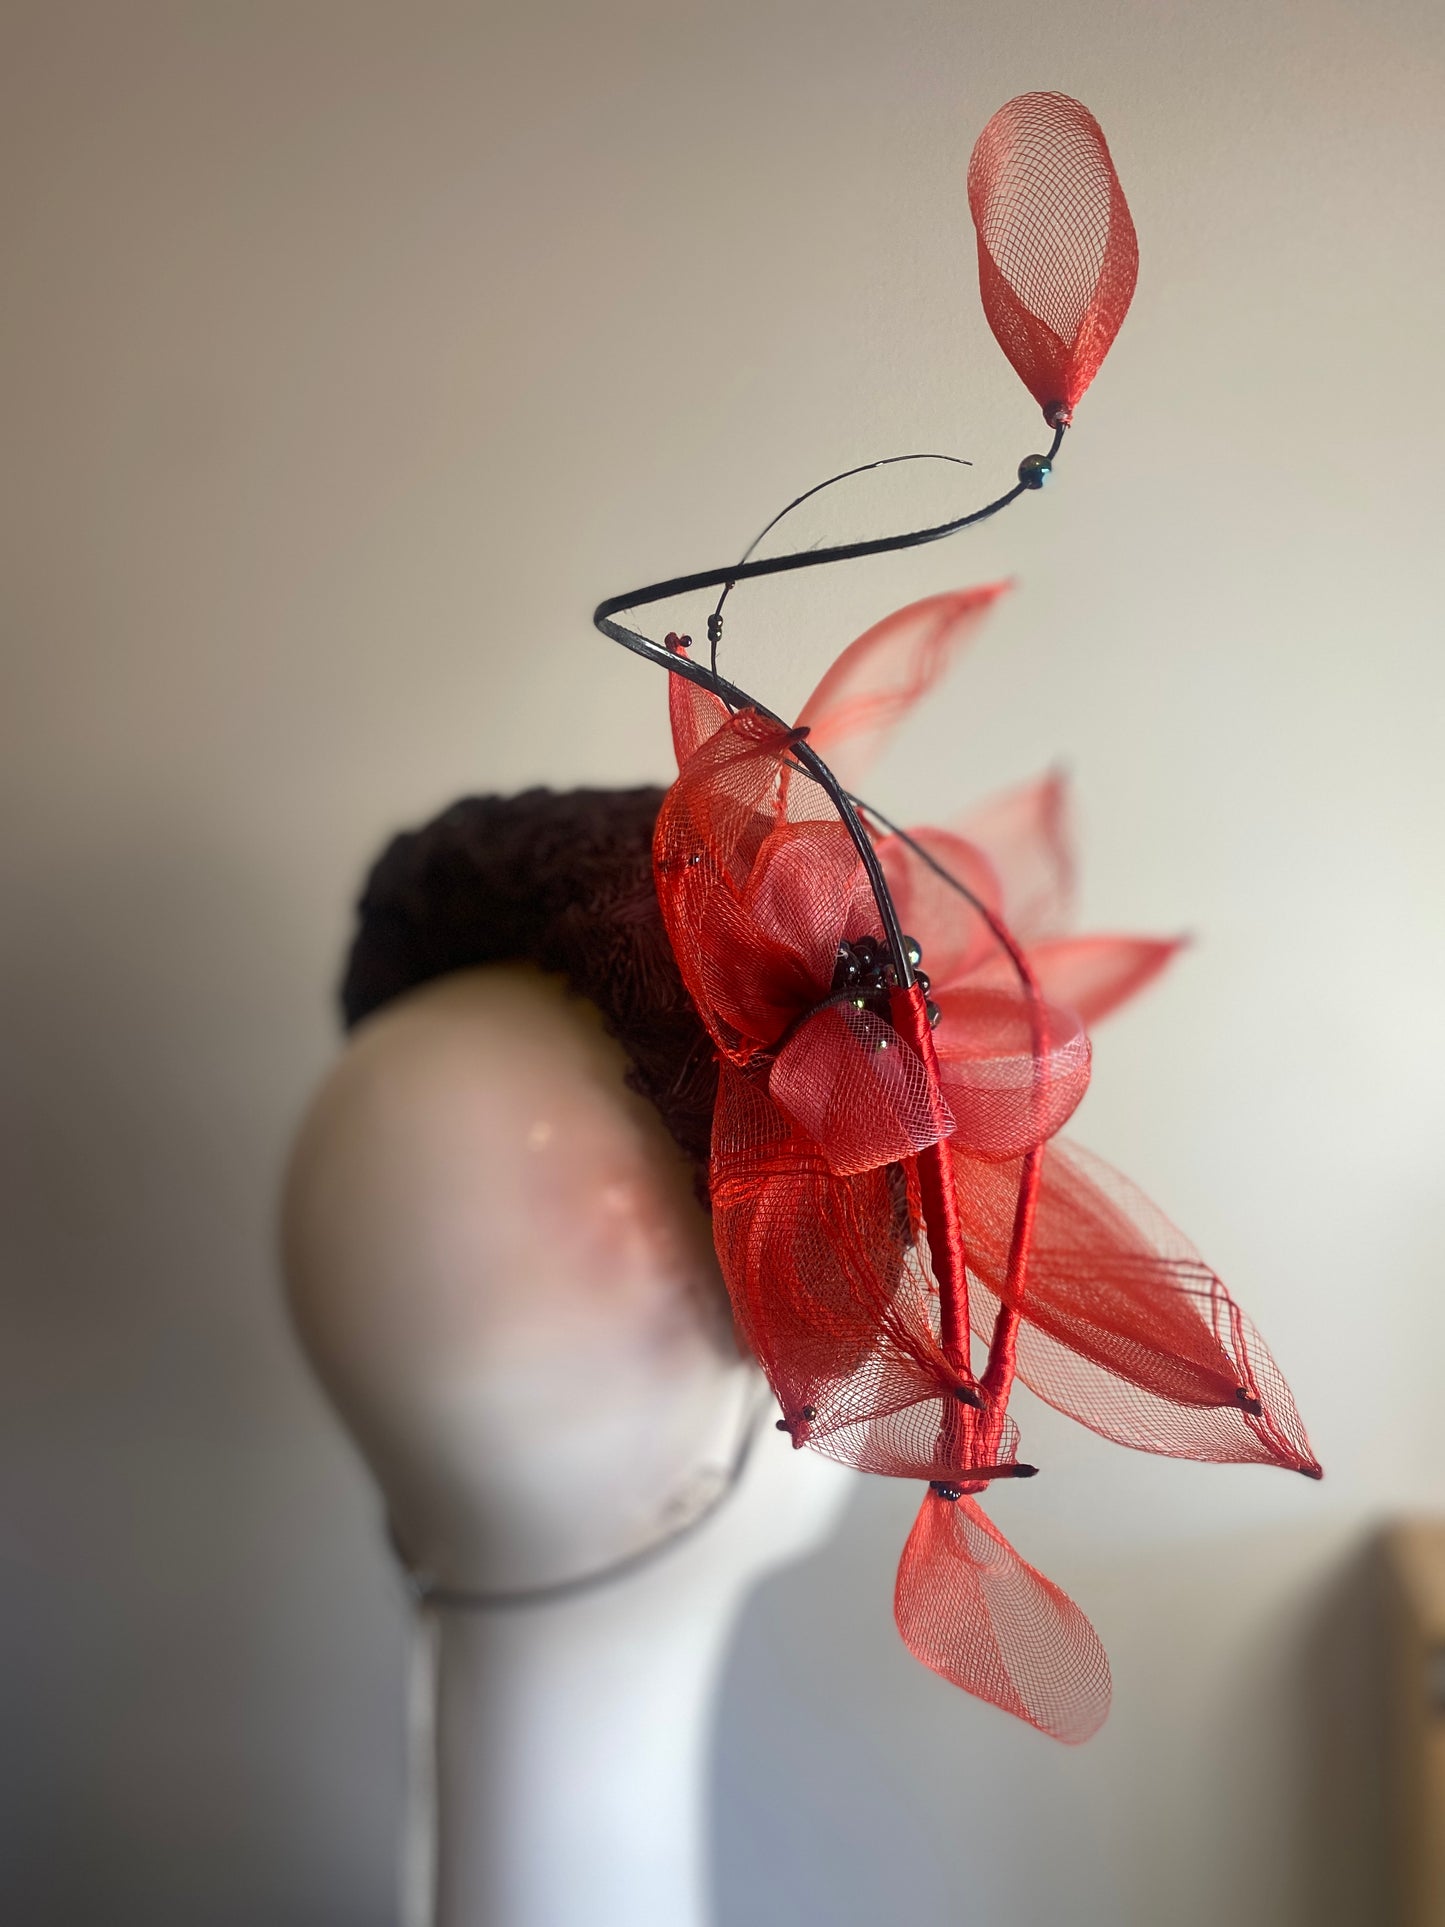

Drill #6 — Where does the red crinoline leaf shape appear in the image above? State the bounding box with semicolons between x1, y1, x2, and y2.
742;819;879;997
878;826;1004;988
1031;935;1183;1026
969;933;1183;1028
932;985;1091;1160
952;768;1074;944
956;1138;1321;1475
967;92;1138;421
667;654;732;767
794;586;1007;793
895;1490;1111;1743
654;710;871;1058
710;1062;1017;1479
709;1059;891;1397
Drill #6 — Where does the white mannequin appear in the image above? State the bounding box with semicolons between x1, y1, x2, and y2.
282;965;853;1927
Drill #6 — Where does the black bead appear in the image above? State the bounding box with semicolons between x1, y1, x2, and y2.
926;1000;942;1028
1018;453;1052;490
902;934;923;969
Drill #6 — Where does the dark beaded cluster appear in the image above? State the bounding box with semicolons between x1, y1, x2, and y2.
833;933;941;1028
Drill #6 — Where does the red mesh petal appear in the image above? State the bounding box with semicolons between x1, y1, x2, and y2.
711;1066;1010;1478
710;1061;888;1388
654;711;819;1054
957;1139;1320;1474
877;827;1004;990
933;986;1090;1160
967;92;1138;419
794;587;1006;792
668;663;732;768
894;1491;1111;1742
742;819;878;993
655;710;892;1056
808;1378;1022;1483
1022;934;1183;1026
769;1002;953;1177
952;769;1075;944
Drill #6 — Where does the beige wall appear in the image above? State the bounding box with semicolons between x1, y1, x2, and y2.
4;2;1443;1920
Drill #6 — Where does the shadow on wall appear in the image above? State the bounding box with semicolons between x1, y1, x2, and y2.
713;1484;1393;1927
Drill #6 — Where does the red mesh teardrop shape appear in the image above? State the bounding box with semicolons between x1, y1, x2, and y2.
894;1490;1111;1742
967;92;1138;421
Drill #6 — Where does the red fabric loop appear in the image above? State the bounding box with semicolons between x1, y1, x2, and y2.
768;1001;953;1177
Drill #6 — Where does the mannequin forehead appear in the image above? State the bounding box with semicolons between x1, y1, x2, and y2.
283;965;747;1590
291;965;729;1370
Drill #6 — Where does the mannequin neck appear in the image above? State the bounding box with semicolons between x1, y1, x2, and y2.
413;1545;750;1927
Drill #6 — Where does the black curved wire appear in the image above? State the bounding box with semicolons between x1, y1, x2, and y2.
845;793;1037;990
707;451;976;680
591;422;1066;984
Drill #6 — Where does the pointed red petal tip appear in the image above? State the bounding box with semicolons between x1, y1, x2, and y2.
794;584;1009;793
967;92;1138;421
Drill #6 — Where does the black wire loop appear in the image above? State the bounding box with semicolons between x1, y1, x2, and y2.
591;422;1067;979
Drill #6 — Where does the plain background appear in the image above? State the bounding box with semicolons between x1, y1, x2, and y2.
4;2;1444;1921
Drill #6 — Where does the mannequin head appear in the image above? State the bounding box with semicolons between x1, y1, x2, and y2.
282;964;846;1595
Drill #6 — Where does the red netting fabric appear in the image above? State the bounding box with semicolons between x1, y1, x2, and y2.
654;710;878;1059
967;91;1138;419
710;1058;1018;1478
957;1139;1320;1475
969;932;1183;1027
951;769;1074;945
895;1490;1111;1742
932;985;1090;1162
657;715;1022;1481
650;573;1318;1739
879;825;1005;985
873;829;1094;1161
794;586;1005;792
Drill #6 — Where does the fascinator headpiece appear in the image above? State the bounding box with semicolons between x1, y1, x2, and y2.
582;91;1321;1743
